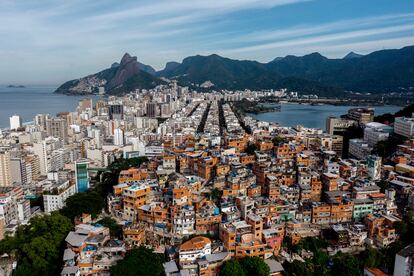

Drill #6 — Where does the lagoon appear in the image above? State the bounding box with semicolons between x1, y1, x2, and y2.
248;103;401;130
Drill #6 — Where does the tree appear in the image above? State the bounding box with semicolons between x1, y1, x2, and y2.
361;247;382;268
332;253;362;276
0;213;73;276
377;180;390;193
111;246;164;276
98;217;123;239
374;104;414;124
239;256;270;276
312;250;330;276
372;134;405;160
96;157;148;197
60;191;105;220
210;188;223;205
272;136;287;146
220;259;246;276
283;260;312;276
245;143;257;155
297;237;328;253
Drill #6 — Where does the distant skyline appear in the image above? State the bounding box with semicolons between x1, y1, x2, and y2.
1;0;414;85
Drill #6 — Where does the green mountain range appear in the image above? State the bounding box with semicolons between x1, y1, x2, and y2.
55;45;414;96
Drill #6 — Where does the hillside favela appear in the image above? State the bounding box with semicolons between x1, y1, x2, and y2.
2;1;414;276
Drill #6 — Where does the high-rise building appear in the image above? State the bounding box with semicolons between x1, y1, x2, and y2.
34;114;49;131
363;122;393;147
331;135;344;158
109;104;124;120
146;102;158;118
9;115;22;130
78;98;93;112
46;118;68;142
393;243;414;276
367;155;382;181
394;117;414;138
0;150;11;187
33;141;48;175
10;157;27;185
346;108;374;125
326;116;356;135
114;128;124;146
75;161;89;193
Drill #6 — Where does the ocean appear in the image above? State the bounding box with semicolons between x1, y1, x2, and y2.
248;103;401;130
0;85;100;128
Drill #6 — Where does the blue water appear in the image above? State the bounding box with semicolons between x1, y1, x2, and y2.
0;85;101;128
248;103;401;130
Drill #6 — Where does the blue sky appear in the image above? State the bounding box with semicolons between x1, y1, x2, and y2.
1;0;414;85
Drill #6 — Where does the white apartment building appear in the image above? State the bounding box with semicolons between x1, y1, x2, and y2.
179;236;212;266
364;122;392;147
394;117;414;138
394;243;414;276
0;150;11;187
9;115;22;130
113;128;124;146
43;180;77;214
0;196;18;225
349;139;372;160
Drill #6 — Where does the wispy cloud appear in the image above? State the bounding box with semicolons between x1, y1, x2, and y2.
241;13;414;43
1;0;414;85
224;23;414;54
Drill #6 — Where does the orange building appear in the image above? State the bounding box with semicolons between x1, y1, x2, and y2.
219;220;272;259
312;202;353;224
322;173;339;192
198;156;217;180
118;168;149;183
137;204;170;227
240;154;255;165
330;202;353;223
365;214;397;247
122;183;151;221
256;140;274;152
225;135;248;152
123;226;145;247
216;163;230;176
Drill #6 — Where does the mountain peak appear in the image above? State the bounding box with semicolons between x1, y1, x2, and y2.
120;53;136;65
304;52;327;59
272;57;284;63
163;61;180;72
343;51;364;59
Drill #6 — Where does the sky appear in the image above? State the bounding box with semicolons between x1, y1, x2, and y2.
1;0;414;85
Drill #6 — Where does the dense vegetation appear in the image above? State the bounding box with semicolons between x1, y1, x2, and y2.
158;46;414;95
95;157;148;197
111;71;165;95
97;217;123;239
58;46;414;97
0;213;73;276
111;246;165;276
220;256;270;276
373;134;407;160
374;103;414;124
60;191;105;220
